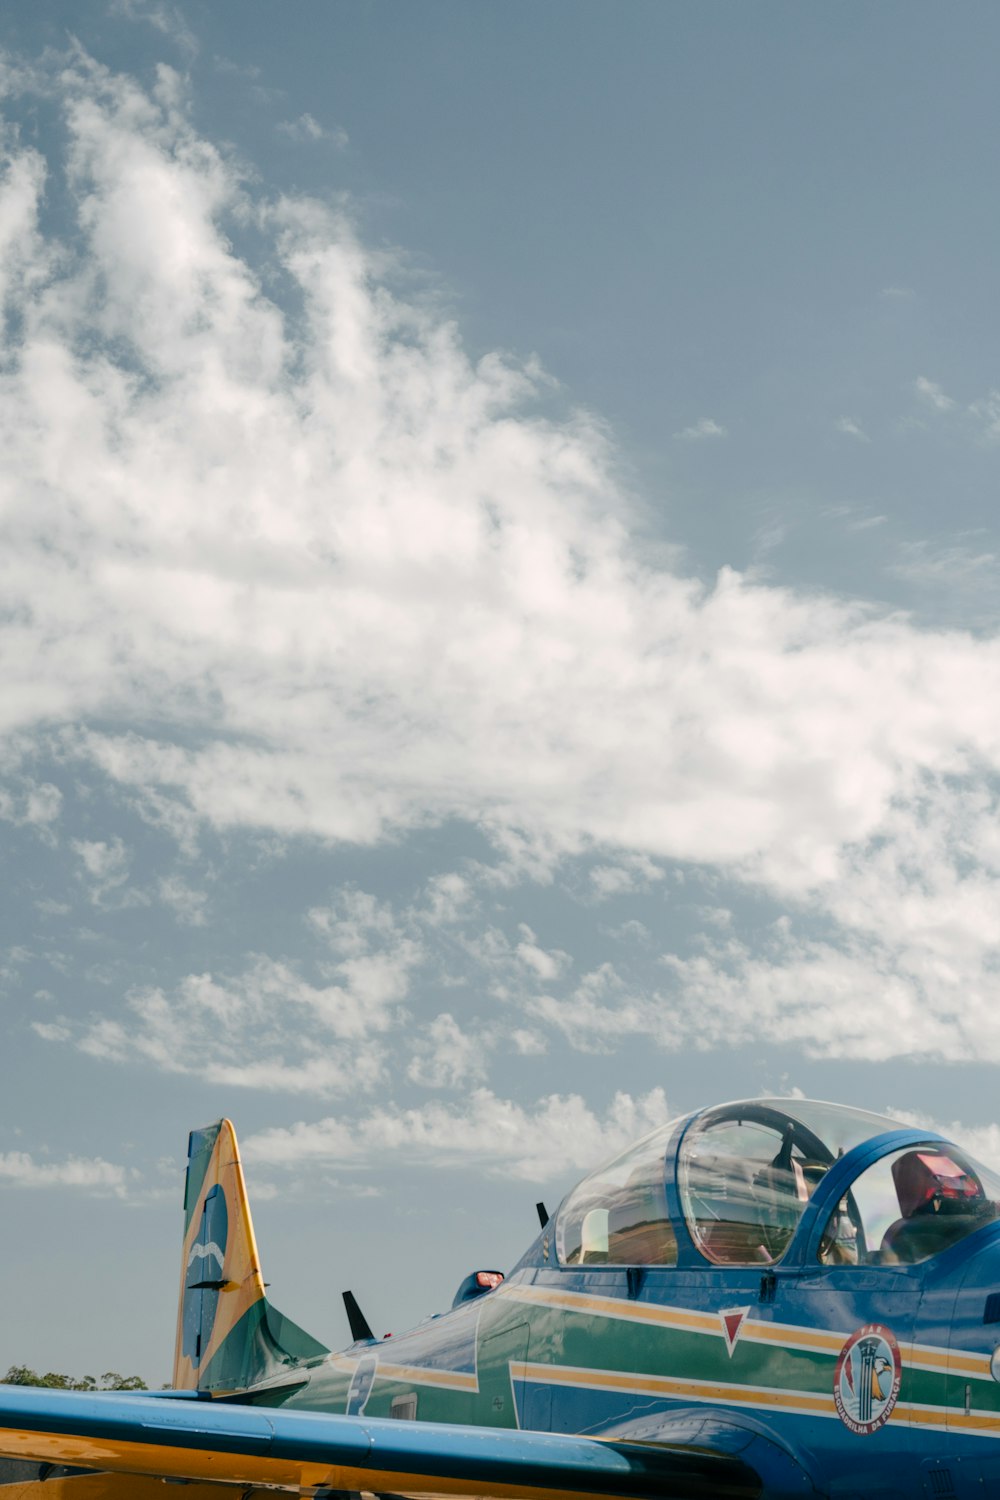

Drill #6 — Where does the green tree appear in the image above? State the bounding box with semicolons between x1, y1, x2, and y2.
2;1366;147;1391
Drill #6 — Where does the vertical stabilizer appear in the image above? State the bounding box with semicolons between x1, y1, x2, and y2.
172;1119;328;1394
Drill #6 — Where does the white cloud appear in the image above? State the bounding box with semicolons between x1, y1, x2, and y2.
243;1086;672;1182
211;56;261;81
696;904;732;929
970;390;1000;441
73;839;128;885
514;925;570;981
0;778;61;827
0;1150;127;1195
751;518;785;558
604;918;651;944
589;854;664;901
71;837;136;905
35;898;71;916
835;416;870;442
127;786;202;857
277;113;348;148
31;1021;71;1043
108;1;198;57
509;1028;547;1055
660;937;958;1062
157;874;209;925
890;540;997;589
3;55;1000;1075
42;947;410;1094
529;963;656;1054
881;286;915;299
915;376;955;412
419;872;475;927
673;417;727;441
308;889;424;1017
911;384;1000;443
406;1012;491;1088
523;779;1000;1065
308;888;414;962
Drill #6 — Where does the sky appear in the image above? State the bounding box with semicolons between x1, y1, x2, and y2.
2;0;1000;1384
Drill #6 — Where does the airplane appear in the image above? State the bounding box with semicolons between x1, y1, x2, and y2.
3;1096;1000;1499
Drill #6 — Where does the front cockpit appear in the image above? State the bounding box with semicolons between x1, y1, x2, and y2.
677;1098;897;1266
552;1097;1000;1273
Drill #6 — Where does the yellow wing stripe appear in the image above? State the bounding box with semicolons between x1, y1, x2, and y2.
0;1425;661;1500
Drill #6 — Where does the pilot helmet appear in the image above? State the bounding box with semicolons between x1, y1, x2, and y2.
892;1149;985;1218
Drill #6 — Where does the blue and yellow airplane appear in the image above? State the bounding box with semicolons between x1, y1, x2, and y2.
4;1097;1000;1498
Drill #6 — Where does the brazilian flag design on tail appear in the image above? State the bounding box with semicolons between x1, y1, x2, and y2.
172;1119;329;1394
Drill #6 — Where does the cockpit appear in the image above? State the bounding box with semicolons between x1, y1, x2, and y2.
554;1098;1000;1271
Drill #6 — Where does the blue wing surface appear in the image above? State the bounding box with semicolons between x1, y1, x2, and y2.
0;1386;762;1499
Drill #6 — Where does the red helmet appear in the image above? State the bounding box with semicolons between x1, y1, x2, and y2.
892;1150;985;1218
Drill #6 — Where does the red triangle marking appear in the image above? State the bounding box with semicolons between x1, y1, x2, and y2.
719;1306;751;1356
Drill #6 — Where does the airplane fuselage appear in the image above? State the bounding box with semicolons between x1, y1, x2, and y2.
244;1115;1000;1500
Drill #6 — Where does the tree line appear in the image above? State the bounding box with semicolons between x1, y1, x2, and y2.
2;1367;147;1391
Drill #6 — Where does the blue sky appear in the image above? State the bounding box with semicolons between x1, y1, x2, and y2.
3;0;1000;1383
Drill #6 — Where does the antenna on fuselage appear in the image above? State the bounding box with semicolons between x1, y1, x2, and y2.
536;1201;549;1228
342;1289;375;1343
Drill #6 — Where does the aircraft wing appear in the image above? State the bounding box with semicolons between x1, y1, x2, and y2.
0;1386;765;1500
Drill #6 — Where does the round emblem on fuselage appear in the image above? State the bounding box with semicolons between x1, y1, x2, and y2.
833;1324;902;1435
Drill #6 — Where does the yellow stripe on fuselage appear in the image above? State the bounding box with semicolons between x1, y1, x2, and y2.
502;1282;994;1381
503;1285;724;1337
511;1359;1000;1439
374;1362;479;1392
911;1345;991;1379
510;1359;837;1423
504;1283;846;1355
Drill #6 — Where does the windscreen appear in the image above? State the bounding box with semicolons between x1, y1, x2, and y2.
556;1118;681;1266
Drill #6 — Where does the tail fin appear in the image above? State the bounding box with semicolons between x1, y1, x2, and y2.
172;1119;329;1394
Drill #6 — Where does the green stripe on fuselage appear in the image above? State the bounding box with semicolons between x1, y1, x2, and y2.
268;1284;992;1434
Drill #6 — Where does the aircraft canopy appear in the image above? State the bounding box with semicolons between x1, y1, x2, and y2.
555;1097;1000;1270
